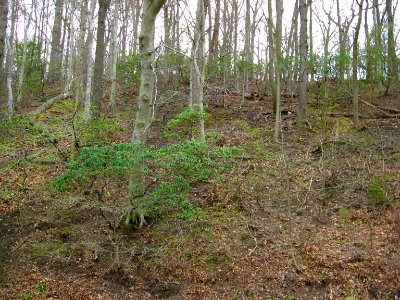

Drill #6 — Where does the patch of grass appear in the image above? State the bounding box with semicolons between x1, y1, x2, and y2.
17;293;33;300
35;282;48;293
30;239;69;258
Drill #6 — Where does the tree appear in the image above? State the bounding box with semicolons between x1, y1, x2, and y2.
0;0;8;79
91;0;111;118
47;0;63;85
274;0;283;142
386;0;398;91
352;0;363;126
297;0;308;126
6;0;15;117
128;0;166;230
190;0;206;140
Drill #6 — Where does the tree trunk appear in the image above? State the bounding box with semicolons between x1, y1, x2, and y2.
132;0;166;144
267;0;276;104
109;0;119;108
190;0;206;140
0;0;8;78
6;0;15;117
297;0;308;126
274;0;283;142
82;0;96;121
47;0;63;85
91;0;111;118
308;0;314;82
17;5;33;103
352;0;363;126
386;0;398;89
209;0;220;62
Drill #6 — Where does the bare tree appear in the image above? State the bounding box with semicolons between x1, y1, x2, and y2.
0;0;8;78
47;0;63;85
132;0;167;144
386;0;398;90
274;0;283;142
297;0;308;126
352;0;363;125
6;0;15;117
91;0;111;118
190;0;206;140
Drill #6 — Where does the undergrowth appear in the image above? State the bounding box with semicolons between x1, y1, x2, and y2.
55;139;242;228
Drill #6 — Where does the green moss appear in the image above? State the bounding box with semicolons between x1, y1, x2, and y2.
30;239;69;258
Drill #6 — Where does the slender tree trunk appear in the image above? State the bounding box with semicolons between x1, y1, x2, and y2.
82;0;96;121
17;5;33;103
91;0;111;118
75;0;89;103
267;0;276;104
66;0;76;92
0;0;8;78
364;1;372;81
336;0;345;82
47;0;63;85
190;0;206;140
308;0;314;82
386;0;398;89
109;0;119;108
297;0;308;126
209;0;220;62
352;0;363;126
274;0;283;142
6;0;15;117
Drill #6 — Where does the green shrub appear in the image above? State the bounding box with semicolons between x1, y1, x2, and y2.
164;106;209;140
368;176;388;205
55;139;242;227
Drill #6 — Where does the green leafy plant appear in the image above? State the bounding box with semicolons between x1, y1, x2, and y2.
164;106;209;140
55;139;242;229
35;282;48;293
368;176;388;205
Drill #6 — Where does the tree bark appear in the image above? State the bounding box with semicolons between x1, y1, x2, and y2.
82;0;96;121
91;0;111;118
274;0;283;142
6;0;15;117
386;0;398;89
132;0;166;145
0;0;8;78
352;0;363;126
47;0;63;85
190;0;206;140
297;0;308;126
109;0;119;108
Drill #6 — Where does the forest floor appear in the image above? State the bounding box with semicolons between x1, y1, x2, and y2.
0;86;399;299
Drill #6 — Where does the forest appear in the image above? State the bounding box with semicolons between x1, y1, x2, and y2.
0;0;399;298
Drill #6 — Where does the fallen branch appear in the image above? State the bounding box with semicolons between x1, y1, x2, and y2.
34;91;72;116
330;112;399;119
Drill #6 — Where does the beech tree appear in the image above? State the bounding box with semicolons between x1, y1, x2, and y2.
297;0;308;126
190;0;206;140
91;0;112;118
47;0;63;85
